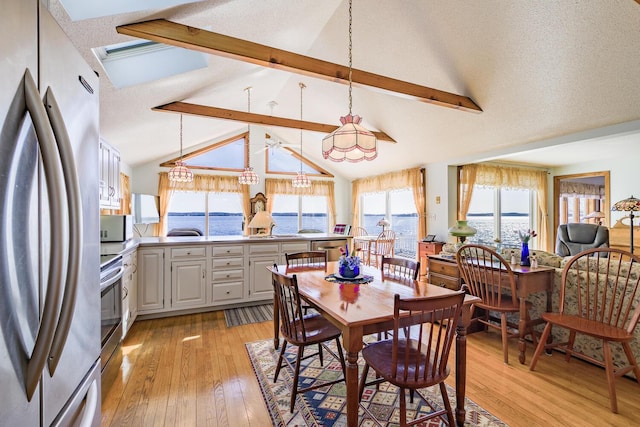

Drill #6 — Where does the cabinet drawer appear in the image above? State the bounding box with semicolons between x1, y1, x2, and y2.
212;283;244;302
212;257;244;269
281;242;309;254
170;246;206;259
249;244;279;255
211;269;244;283
428;272;461;290
428;259;459;277
211;245;244;257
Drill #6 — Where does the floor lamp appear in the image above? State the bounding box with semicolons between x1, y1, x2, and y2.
612;195;640;253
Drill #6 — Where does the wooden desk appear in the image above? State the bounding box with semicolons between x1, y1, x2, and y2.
418;241;445;278
428;255;555;364
268;262;480;427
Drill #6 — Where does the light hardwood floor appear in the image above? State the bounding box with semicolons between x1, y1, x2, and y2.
102;310;640;427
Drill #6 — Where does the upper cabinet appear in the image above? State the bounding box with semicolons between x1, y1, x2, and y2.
99;139;121;208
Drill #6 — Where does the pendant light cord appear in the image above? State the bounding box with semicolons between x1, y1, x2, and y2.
299;82;306;173
179;114;183;159
348;0;353;115
244;86;252;168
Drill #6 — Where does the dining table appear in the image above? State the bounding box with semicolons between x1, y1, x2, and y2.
268;261;480;427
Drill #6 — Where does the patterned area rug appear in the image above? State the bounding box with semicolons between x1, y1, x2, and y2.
224;303;273;327
246;338;507;427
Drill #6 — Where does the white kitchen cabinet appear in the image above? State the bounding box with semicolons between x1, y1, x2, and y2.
137;247;165;313
99;139;121;209
171;260;207;309
280;241;310;263
248;244;280;301
210;245;245;304
121;250;138;339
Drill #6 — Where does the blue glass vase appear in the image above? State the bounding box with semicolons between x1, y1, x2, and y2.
339;263;360;278
520;242;530;266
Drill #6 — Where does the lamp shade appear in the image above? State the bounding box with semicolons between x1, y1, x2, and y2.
248;211;275;234
291;171;311;188
168;161;193;183
612;196;640;213
238;167;259;185
322;114;377;162
584;211;605;219
448;220;477;239
376;218;391;228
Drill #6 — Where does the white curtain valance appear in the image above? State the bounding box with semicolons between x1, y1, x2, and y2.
559;181;604;199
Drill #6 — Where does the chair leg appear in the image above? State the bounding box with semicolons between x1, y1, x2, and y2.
500;312;509;364
358;363;370;400
274;341;288;382
335;337;347;374
603;341;618;413
317;343;323;366
399;388;407;427
529;322;553;371
439;381;455;426
621;342;640;381
565;330;576;362
291;345;304;413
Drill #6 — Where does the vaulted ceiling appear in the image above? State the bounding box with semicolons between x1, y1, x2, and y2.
48;0;640;179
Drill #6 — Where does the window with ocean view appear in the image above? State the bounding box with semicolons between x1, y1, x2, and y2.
271;194;328;233
361;189;418;258
167;191;244;236
466;187;533;248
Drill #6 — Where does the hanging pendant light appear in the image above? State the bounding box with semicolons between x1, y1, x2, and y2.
168;114;194;183
239;86;260;185
292;82;311;188
322;0;377;162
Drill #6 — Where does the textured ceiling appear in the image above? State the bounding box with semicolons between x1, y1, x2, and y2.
47;0;640;179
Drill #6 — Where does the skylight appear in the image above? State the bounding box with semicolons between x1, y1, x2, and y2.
92;40;208;89
59;0;205;21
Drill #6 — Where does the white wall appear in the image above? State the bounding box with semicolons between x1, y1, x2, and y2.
128;125;353;227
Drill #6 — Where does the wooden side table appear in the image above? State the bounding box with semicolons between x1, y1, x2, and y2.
417;241;445;278
427;255;462;290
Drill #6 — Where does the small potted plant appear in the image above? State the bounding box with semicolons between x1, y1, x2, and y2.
338;244;362;278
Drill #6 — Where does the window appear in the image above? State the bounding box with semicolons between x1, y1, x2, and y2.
167;191;244;236
466;187;533;248
271;194;329;233
360;188;419;258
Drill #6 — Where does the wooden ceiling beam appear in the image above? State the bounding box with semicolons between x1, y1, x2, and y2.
117;19;482;113
153;101;396;142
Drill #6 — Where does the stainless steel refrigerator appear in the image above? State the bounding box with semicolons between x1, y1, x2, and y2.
0;0;101;425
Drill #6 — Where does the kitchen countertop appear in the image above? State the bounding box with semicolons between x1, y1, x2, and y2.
100;234;350;259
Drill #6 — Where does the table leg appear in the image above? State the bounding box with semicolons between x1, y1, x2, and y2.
455;306;471;426
342;328;363;427
518;296;527;364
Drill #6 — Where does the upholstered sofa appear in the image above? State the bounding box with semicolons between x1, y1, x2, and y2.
440;243;639;378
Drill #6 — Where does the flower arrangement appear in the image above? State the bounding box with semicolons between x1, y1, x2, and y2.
518;229;537;244
339;244;362;270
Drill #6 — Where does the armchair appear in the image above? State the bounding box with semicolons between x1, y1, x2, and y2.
555;223;609;256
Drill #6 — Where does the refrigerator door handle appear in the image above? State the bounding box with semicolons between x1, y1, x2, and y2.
22;69;66;401
44;87;83;375
77;379;98;427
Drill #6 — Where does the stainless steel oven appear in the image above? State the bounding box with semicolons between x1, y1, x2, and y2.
99;254;123;383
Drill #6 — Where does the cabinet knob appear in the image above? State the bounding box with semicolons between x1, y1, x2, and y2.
226;291;230;295
226;274;230;278
226;262;230;265
186;251;191;255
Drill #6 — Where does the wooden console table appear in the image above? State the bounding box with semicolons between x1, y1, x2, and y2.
427;254;555;364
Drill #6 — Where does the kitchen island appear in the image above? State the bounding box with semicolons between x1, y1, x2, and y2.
112;234;350;321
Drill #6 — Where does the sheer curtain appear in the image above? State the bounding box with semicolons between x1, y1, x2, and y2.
264;178;336;227
458;164;549;251
157;172;250;236
351;167;426;240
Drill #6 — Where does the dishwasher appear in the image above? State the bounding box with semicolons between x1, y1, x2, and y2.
311;239;348;261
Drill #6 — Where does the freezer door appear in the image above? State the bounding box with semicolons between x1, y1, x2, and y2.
0;0;41;425
38;7;101;426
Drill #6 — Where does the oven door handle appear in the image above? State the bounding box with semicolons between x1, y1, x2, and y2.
45;86;84;376
100;266;125;292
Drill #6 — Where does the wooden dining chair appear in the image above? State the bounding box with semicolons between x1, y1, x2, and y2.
271;269;347;412
285;251;328;270
456;244;538;364
529;248;640;413
358;291;466;426
368;230;396;267
351;226;371;260
379;256;419;339
381;256;419;281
